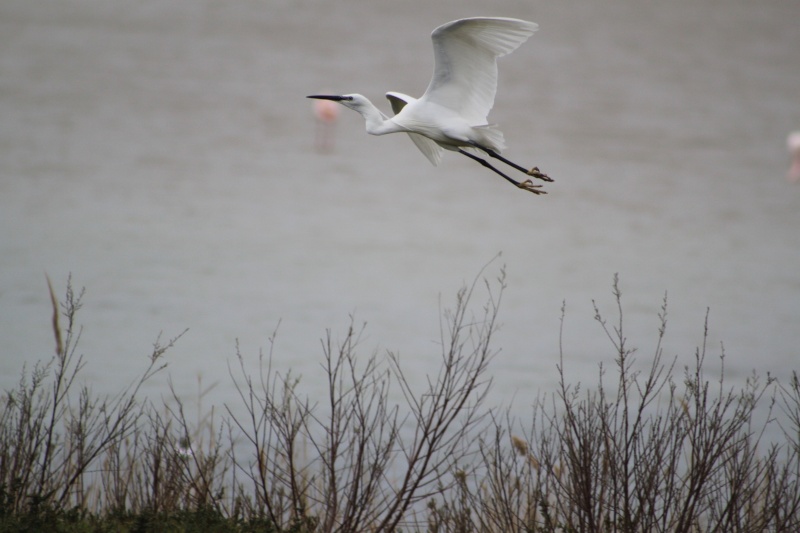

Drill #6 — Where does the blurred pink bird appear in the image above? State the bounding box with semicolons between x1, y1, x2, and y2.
788;132;800;183
312;94;340;152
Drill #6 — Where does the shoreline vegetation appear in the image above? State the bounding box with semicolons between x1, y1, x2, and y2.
1;272;798;532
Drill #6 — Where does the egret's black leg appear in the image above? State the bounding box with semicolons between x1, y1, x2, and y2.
458;149;545;195
470;143;553;182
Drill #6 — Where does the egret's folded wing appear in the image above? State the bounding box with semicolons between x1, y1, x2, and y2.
406;132;443;166
421;17;537;124
386;92;443;166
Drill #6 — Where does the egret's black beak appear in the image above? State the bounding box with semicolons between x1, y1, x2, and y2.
307;95;351;101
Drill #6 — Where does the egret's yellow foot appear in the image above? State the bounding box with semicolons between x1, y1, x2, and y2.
517;179;546;195
527;166;553;182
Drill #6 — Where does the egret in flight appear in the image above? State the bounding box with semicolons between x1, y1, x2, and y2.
308;17;552;194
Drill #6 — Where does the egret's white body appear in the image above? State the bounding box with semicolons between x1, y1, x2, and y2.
308;17;551;194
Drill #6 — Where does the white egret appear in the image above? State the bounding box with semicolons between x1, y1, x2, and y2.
308;17;552;194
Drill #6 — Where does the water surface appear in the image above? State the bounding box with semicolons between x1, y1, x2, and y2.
1;0;799;419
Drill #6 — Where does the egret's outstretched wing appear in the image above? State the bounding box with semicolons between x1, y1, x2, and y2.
420;17;537;125
386;91;443;166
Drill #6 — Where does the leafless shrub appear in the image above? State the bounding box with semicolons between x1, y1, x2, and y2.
2;272;798;533
445;274;800;533
0;275;174;515
225;267;504;532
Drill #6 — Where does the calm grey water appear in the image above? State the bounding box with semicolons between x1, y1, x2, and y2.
2;0;799;421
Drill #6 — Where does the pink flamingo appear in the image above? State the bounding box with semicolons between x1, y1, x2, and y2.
788;132;800;183
313;94;340;152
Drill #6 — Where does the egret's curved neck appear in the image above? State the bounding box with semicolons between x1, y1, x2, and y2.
353;100;402;136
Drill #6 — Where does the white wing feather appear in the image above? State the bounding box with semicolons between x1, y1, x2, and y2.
386;91;444;166
420;17;537;125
